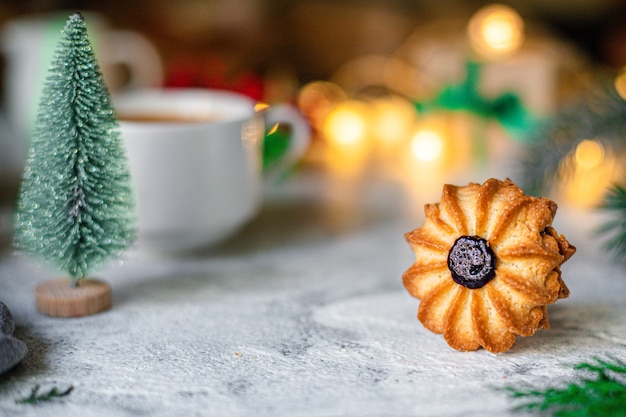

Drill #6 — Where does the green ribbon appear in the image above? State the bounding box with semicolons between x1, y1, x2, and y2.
415;60;537;141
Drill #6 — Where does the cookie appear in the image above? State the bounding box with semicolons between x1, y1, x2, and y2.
403;178;575;353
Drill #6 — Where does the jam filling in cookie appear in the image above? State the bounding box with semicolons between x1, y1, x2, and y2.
447;236;496;289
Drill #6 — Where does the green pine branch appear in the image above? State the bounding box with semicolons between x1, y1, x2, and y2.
507;358;626;417
597;182;626;261
518;78;626;197
15;384;74;404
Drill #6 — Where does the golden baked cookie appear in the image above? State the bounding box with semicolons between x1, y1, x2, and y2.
403;178;575;353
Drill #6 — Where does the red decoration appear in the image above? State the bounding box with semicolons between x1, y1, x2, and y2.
164;53;265;101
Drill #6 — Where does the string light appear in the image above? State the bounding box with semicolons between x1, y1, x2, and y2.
574;139;604;170
410;130;444;162
468;4;524;59
370;97;417;152
614;67;626;101
322;101;370;148
297;81;347;132
563;139;616;206
320;100;372;176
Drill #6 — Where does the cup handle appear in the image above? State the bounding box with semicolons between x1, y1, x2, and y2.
100;30;163;90
262;104;311;179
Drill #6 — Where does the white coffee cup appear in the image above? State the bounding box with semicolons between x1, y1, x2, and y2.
1;11;163;145
114;88;310;255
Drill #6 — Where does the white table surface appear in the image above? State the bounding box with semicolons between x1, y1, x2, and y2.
0;167;625;417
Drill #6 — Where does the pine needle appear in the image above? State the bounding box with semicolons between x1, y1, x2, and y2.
15;384;74;404
518;77;626;197
507;358;626;417
598;182;626;261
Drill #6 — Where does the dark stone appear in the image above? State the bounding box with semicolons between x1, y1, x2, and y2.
0;301;15;335
0;301;15;336
0;301;27;374
0;335;28;374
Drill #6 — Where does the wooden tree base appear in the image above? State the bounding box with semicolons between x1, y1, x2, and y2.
35;278;111;317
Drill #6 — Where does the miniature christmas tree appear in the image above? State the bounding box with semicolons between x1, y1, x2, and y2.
14;13;135;317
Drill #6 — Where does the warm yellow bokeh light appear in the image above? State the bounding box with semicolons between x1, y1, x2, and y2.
563;139;616;207
411;130;444;162
614;67;626;100
574;139;604;170
370;97;417;149
321;100;372;177
322;101;370;148
297;81;347;131
468;4;524;59
483;19;515;50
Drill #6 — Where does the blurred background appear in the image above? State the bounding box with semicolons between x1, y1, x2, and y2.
0;0;625;228
0;0;623;89
0;1;620;86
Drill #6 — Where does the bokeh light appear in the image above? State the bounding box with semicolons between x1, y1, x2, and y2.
321;100;372;176
322;100;370;148
563;139;616;207
468;4;524;60
370;96;417;152
297;81;347;131
574;139;604;170
614;67;626;100
410;130;444;162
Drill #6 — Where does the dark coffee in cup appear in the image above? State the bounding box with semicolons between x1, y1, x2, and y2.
117;112;220;123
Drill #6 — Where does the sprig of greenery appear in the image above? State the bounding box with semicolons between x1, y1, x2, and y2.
597;182;626;261
15;384;74;404
507;358;626;417
518;77;626;197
